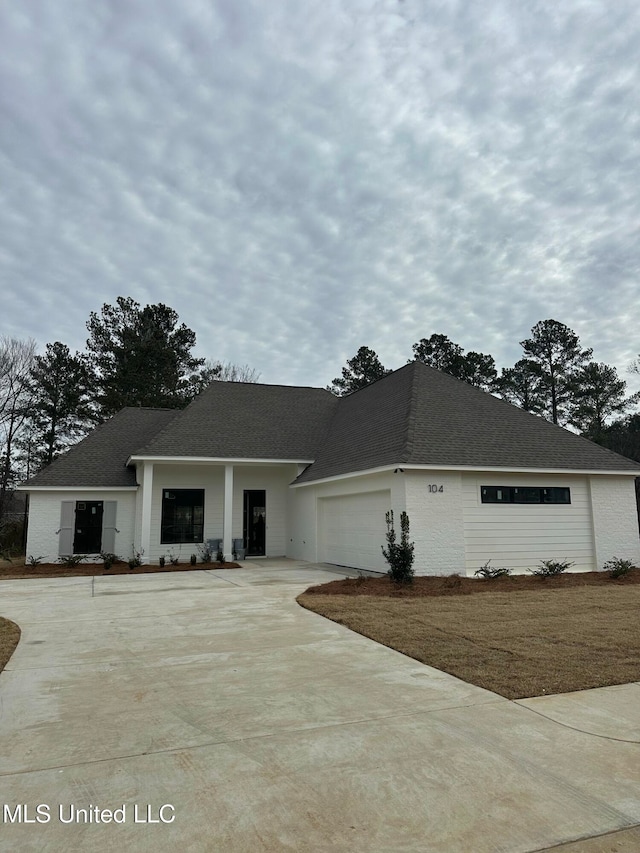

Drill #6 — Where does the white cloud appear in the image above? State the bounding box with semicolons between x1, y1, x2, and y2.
1;0;639;395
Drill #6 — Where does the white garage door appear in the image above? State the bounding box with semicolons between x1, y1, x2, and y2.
318;490;391;572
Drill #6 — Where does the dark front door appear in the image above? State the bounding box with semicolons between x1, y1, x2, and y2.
73;501;104;553
243;490;266;556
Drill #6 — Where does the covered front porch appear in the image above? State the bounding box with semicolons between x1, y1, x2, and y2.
133;459;302;564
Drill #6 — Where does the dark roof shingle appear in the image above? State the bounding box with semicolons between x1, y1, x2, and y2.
294;362;640;483
24;408;180;488
134;381;338;459
22;365;640;490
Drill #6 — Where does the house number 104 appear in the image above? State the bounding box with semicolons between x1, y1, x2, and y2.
428;484;444;493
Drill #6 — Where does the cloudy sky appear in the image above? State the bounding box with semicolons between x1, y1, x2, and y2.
2;0;640;392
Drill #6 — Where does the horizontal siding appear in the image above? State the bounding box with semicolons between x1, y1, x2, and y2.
462;473;595;574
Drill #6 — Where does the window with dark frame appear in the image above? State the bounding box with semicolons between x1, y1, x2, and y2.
161;489;205;544
481;486;570;505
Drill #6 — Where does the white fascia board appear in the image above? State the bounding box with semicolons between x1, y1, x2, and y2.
127;455;313;466
17;485;138;492
290;463;640;488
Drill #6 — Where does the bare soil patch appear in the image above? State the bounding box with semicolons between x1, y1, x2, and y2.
0;558;241;581
298;571;640;699
0;617;20;674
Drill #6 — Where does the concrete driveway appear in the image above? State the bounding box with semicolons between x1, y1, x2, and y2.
1;560;639;852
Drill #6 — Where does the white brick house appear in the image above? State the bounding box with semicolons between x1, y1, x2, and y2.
20;362;640;574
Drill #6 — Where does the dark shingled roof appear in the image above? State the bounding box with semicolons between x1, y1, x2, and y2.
294;361;640;483
134;381;338;459
22;365;640;490
24;408;180;488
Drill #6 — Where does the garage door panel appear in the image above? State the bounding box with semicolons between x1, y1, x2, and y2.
318;491;390;572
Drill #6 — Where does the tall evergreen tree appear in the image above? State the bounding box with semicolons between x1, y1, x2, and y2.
411;334;496;390
329;346;390;395
567;362;639;441
520;319;592;424
86;297;206;418
27;342;94;467
494;358;545;414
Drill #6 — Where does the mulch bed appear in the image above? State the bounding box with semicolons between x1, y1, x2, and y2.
0;561;241;581
303;569;640;598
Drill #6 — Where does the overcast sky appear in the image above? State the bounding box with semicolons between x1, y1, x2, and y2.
2;0;639;393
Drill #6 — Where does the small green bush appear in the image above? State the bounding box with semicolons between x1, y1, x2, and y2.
27;555;44;567
216;548;224;564
529;559;574;578
58;554;87;568
99;552;119;571
159;555;166;567
474;560;512;579
603;557;636;579
190;553;197;565
381;510;415;584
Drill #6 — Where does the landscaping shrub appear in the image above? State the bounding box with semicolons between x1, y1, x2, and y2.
529;559;574;578
216;548;224;564
26;555;44;567
58;554;87;568
603;557;636;579
474;560;512;579
99;552;119;571
190;553;197;565
198;544;212;563
128;546;143;569
381;510;415;584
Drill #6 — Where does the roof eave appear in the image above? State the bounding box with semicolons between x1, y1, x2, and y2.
292;462;640;488
17;485;139;492
127;455;314;466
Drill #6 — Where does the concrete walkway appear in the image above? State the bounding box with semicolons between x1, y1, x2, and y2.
0;559;638;852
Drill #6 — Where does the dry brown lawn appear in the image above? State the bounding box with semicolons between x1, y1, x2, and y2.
298;572;640;699
0;617;20;674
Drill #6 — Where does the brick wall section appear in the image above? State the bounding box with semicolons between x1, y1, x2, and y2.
403;470;466;576
26;491;137;564
589;476;640;569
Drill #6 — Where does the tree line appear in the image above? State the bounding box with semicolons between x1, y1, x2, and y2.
2;309;640;547
329;319;640;462
0;297;260;542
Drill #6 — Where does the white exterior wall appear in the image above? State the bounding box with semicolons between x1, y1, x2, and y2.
589;476;640;569
403;470;466;576
462;473;595;575
288;471;405;568
232;465;297;557
25;490;137;564
146;463;296;563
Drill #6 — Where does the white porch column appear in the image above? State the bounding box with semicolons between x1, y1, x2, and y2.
223;464;234;562
140;461;154;564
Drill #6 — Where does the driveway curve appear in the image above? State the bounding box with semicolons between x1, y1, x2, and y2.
1;560;638;852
